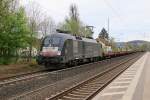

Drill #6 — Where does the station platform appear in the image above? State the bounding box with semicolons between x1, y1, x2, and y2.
92;52;150;100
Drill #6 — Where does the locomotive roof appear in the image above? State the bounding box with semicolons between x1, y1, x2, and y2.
45;32;75;40
82;38;97;43
46;32;97;43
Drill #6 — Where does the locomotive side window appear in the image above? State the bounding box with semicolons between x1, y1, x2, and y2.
73;41;78;54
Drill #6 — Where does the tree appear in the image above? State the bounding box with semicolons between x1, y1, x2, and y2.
59;4;80;36
0;0;29;64
139;42;150;51
70;4;79;22
66;4;80;35
109;37;118;52
39;16;56;38
80;26;93;38
26;1;42;61
99;28;109;39
59;4;93;37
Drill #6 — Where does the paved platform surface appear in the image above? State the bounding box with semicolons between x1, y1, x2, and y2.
92;52;150;100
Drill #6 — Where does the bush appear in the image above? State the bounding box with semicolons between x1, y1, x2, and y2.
0;56;20;65
0;57;11;65
29;59;37;66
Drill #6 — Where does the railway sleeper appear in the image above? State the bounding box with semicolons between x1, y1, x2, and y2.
84;82;104;86
73;90;92;93
67;93;87;97
80;86;99;90
82;84;101;88
75;89;95;93
76;88;96;92
62;95;84;100
71;91;90;95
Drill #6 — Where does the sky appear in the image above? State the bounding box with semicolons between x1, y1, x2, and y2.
21;0;150;42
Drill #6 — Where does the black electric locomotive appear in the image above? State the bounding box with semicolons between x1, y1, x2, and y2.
37;30;103;68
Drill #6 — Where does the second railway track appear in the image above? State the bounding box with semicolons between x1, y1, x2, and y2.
46;53;143;100
0;54;133;86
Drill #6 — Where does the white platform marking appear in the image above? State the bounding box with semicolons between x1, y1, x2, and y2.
122;53;148;100
101;91;125;96
121;75;135;77
117;77;133;80
92;53;148;100
113;81;131;84
109;86;128;89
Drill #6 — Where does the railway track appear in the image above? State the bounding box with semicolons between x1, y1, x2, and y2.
0;55;130;86
46;53;142;100
0;53;143;100
0;68;49;86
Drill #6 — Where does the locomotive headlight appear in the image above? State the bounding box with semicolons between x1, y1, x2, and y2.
42;47;58;52
57;51;61;55
42;47;49;52
42;46;61;56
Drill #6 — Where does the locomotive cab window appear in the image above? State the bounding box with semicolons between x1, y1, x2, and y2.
51;37;62;47
44;37;62;47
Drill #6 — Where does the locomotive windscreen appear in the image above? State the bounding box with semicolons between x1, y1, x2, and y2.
44;37;62;48
40;36;63;57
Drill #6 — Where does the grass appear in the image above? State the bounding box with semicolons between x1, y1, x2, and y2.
0;59;45;79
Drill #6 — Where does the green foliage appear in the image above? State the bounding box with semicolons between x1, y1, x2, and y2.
109;38;118;52
61;18;80;35
140;43;150;51
59;4;93;38
80;26;93;38
0;1;30;64
124;41;150;51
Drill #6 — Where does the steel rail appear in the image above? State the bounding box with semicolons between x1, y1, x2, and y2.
46;53;142;100
0;54;132;86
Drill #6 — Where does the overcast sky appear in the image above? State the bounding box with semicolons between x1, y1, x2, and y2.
22;0;150;42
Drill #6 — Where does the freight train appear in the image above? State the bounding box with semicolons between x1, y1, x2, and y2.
36;30;134;69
